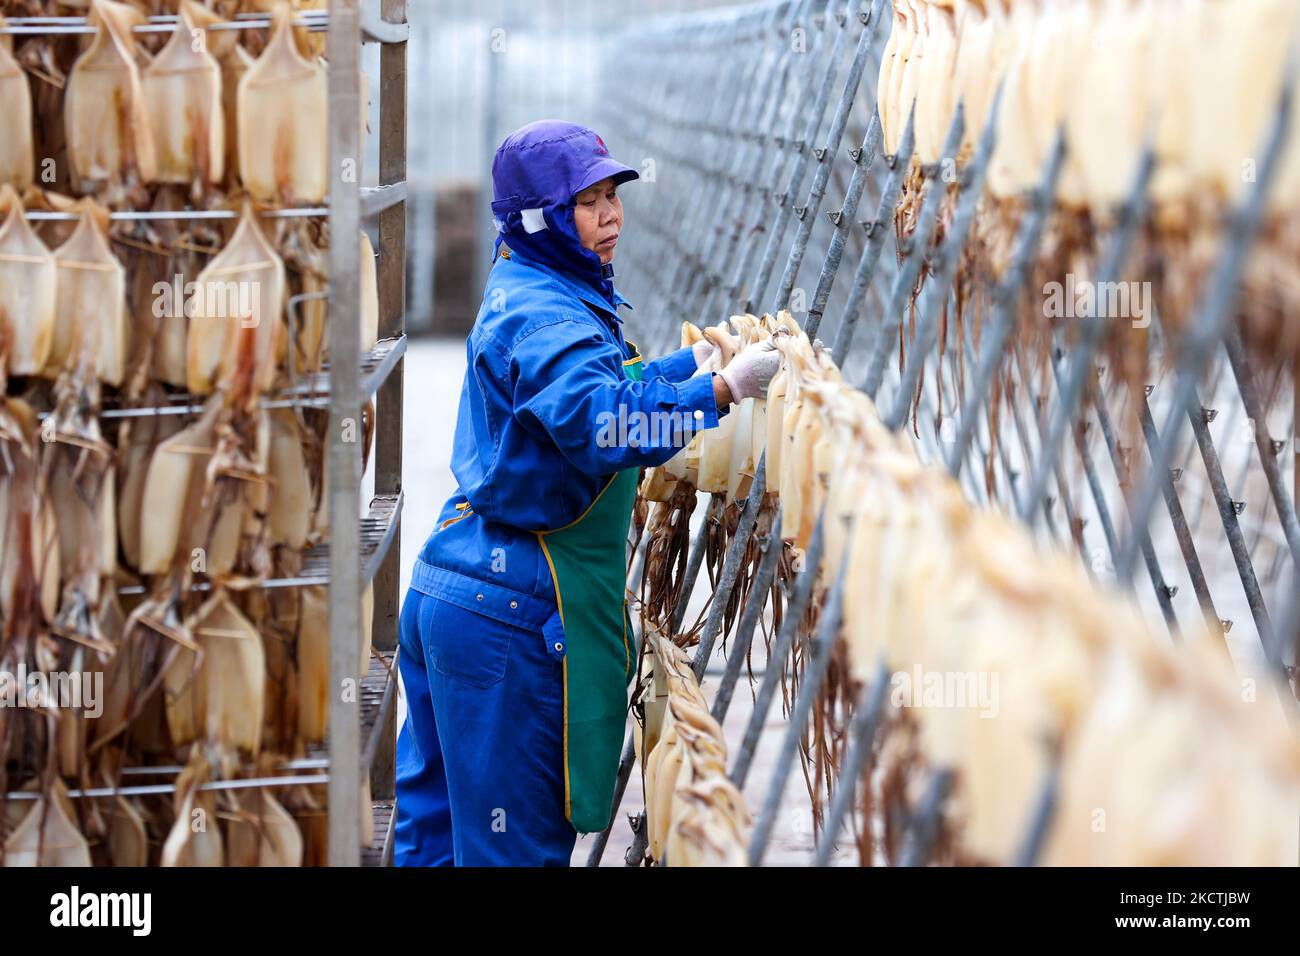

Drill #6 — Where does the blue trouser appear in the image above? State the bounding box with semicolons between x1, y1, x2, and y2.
393;564;577;866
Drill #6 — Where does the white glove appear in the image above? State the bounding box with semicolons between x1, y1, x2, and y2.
691;338;719;369
718;338;782;402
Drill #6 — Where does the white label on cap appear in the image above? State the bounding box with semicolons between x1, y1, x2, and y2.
521;208;548;234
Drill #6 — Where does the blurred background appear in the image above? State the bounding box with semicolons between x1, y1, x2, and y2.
399;0;737;337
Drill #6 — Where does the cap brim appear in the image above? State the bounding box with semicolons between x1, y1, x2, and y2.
575;158;640;196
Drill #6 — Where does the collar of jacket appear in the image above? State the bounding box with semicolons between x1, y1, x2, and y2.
498;245;634;321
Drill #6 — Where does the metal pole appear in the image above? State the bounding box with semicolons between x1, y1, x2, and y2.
770;0;883;313
1018;149;1155;525
812;658;889;866
859;106;964;398
368;0;408;809
829;110;915;365
1117;73;1294;580
327;0;363;868
730;511;827;789
748;551;849;865
946;131;1065;476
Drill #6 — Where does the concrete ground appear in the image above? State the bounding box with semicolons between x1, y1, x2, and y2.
394;336;855;866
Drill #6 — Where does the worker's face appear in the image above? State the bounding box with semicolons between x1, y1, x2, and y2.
573;177;623;264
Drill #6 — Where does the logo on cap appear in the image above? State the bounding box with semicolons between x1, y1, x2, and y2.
594;134;608;156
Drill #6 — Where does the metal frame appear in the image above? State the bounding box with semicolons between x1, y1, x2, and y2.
0;2;409;867
326;0;409;868
594;0;1299;866
366;0;410;862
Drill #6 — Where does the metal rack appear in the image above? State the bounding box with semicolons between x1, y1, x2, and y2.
594;0;1299;865
62;336;408;420
3;650;397;805
0;7;407;43
0;1;408;868
24;184;406;221
114;492;402;596
325;0;408;868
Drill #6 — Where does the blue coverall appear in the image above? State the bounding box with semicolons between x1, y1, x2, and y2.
394;244;722;865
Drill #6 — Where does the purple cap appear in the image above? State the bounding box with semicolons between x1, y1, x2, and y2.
491;120;639;216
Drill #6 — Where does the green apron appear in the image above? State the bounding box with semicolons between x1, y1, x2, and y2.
535;343;644;834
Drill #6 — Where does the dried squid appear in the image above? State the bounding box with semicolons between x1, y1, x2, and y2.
0;17;33;190
0;186;55;376
141;0;225;188
186;202;286;396
45;199;126;387
237;2;328;204
64;0;158;195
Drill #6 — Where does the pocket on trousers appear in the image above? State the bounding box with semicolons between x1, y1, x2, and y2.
425;597;516;689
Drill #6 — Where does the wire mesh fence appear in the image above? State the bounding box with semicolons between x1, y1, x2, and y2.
588;0;1300;866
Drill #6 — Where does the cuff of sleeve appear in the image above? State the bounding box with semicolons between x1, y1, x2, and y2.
676;371;722;432
659;345;700;381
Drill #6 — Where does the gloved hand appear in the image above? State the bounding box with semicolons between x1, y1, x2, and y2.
717;337;782;402
692;338;719;369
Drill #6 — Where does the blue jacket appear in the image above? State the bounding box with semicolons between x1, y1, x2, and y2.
415;245;721;609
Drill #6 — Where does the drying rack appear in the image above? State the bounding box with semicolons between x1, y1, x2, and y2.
310;0;409;869
0;6;404;41
2;0;409;868
593;0;1299;866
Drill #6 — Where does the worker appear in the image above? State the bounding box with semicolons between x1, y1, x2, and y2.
393;120;781;866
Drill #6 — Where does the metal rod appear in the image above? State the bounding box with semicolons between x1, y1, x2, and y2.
692;461;769;681
805;111;883;340
1019;149;1155;524
4;774;327;800
1;15;326;35
1117;72;1294;580
26;185;404;221
883;92;999;431
946;131;1066;475
326;0;363;868
1135;389;1223;638
813;657;889;866
672;6;793;321
669;513;712;636
1012;748;1061;867
730;510;826;790
900;767;953;867
1058;351;1179;631
748;548;849;865
1186;393;1276;654
712;507;785;724
584;733;638;867
725;2;838;317
771;0;883;313
1222;327;1300;568
1006;345;1064;543
829;109;916;365
860;105;965;398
